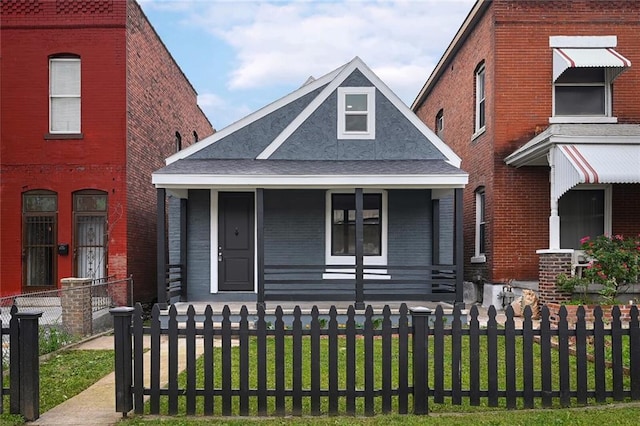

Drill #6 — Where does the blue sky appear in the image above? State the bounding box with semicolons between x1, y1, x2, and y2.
139;0;475;131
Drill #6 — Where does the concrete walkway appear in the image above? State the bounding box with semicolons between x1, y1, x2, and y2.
29;304;511;425
31;334;205;426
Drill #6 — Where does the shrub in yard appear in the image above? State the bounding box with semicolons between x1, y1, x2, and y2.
557;234;640;304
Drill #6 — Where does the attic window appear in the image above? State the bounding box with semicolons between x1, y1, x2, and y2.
337;87;375;139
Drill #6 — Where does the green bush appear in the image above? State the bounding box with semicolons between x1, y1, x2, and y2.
557;234;640;304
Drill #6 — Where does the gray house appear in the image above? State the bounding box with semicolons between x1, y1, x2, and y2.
152;57;468;308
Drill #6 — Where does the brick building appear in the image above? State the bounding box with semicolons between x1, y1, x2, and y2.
0;0;213;301
412;0;640;305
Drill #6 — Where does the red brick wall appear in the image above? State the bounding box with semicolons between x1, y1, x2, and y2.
0;0;213;301
125;0;213;302
0;0;129;296
414;3;496;284
414;0;640;285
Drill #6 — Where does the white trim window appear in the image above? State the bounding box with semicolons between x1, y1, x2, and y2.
337;87;375;139
474;63;486;133
436;109;444;136
325;189;387;266
472;188;486;263
50;57;81;133
552;67;612;121
559;184;612;250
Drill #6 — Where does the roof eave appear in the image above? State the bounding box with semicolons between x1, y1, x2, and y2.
411;0;492;111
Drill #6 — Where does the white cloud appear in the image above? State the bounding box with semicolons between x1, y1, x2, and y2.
184;0;473;105
142;0;474;127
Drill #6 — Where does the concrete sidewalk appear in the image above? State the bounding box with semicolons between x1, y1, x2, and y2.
31;334;205;426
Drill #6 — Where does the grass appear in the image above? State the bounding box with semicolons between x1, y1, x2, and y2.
121;405;640;425
0;349;114;425
39;349;114;412
132;334;631;417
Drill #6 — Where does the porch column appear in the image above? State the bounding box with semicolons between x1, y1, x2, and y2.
256;188;265;309
179;198;188;302
454;188;464;308
354;188;365;310
157;188;167;308
548;147;561;250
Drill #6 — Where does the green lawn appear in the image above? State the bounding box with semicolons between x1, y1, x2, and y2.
121;405;640;425
0;349;114;426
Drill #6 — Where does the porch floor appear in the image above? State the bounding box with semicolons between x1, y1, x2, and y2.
168;300;453;315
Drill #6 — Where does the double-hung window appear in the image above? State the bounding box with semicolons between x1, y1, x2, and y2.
325;190;387;266
550;36;630;123
472;188;486;263
337;87;375;139
50;57;81;134
474;63;486;133
554;67;608;117
436;109;444;136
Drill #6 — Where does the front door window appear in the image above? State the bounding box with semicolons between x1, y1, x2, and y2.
23;191;57;288
74;191;108;279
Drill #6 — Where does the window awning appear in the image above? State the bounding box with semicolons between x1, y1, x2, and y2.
553;48;631;81
553;144;640;201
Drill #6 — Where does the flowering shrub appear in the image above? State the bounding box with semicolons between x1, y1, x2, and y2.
557;234;640;304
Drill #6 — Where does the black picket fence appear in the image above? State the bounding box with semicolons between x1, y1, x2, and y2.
112;303;640;416
1;306;43;421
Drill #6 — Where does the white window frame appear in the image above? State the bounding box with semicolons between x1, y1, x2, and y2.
550;68;617;124
325;189;387;266
559;184;612;250
474;64;486;134
49;57;81;134
337;87;376;140
436;109;444;135
472;188;486;263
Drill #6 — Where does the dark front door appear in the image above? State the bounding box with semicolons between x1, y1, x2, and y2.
218;192;254;291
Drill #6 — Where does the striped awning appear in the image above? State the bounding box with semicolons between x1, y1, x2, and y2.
553;48;631;81
553;144;640;201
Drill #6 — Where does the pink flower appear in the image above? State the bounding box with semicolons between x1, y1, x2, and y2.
580;236;591;245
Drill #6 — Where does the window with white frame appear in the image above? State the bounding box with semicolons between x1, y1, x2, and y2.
337;87;375;139
554;67;609;117
50;57;81;133
474;63;486;133
325;190;387;265
472;188;486;263
436;109;444;136
559;186;611;249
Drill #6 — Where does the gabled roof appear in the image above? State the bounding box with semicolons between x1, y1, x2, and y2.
164;57;461;168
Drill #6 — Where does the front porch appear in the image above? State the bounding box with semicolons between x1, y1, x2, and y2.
157;187;465;310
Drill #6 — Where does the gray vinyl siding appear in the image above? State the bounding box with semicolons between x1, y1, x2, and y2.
189;88;324;160
186;189;211;300
388;189;432;266
271;69;447;161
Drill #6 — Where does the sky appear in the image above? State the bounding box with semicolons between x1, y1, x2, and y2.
139;0;476;131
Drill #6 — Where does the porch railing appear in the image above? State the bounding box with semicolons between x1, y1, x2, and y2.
166;264;184;303
263;264;457;302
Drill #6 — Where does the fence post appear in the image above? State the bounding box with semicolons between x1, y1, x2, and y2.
15;311;43;421
411;307;432;415
110;307;134;417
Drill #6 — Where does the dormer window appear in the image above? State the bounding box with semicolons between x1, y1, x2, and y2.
550;36;631;124
337;87;375;139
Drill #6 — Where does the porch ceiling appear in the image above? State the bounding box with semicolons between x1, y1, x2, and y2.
152;159;468;189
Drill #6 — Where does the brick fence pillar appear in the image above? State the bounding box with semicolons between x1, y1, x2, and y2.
61;277;93;337
537;250;573;306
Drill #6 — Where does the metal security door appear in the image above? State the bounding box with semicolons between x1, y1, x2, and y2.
218;193;254;291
